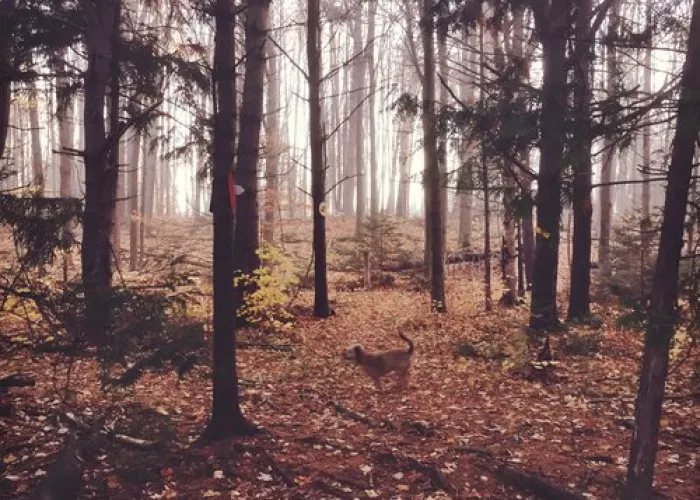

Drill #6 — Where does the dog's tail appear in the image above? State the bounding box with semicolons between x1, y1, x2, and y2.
398;332;414;354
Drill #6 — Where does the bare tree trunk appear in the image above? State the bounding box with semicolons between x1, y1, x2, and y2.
422;0;445;312
458;33;474;250
128;130;140;271
0;1;11;161
528;0;572;330
262;22;279;243
28;82;43;191
490;18;517;305
640;0;653;296
56;49;74;199
204;0;252;441
437;6;449;264
342;35;354;215
308;0;330;317
568;0;594;321
368;0;378;217
353;10;366;234
80;0;121;343
479;22;492;311
234;0;270;283
599;2;619;278
627;2;700;495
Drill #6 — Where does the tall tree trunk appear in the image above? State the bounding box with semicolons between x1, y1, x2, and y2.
599;3;619;278
308;0;330;317
568;0;594;321
0;1;11;161
528;0;572;330
80;0;121;343
263;23;279;243
479;22;493;311
28;82;43;192
627;1;700;495
204;0;252;441
234;0;270;283
458;33;475;250
353;10;366;234
342;34;355;216
396;111;413;218
640;0;653;296
436;6;449;265
368;0;378;217
422;0;445;313
56;48;74;199
108;36;121;266
128;130;140;271
491;19;517;306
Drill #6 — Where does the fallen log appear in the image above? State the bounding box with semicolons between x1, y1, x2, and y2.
0;373;35;391
491;465;586;500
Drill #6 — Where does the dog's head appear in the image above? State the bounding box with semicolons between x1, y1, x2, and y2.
344;343;364;362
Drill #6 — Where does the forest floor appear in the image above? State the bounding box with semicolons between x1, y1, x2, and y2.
0;216;698;500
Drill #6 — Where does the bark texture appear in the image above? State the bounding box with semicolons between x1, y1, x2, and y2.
627;0;700;496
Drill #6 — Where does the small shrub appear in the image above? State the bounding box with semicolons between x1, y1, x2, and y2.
560;330;603;356
235;242;298;332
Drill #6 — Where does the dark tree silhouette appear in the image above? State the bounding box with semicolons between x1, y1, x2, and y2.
80;0;121;342
308;0;330;317
568;0;594;321
627;0;700;495
204;0;253;440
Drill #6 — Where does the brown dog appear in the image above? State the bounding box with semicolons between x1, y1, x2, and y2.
344;332;414;391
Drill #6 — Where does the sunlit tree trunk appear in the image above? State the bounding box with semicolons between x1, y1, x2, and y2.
627;1;700;495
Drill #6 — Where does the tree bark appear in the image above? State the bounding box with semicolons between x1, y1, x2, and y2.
626;1;700;496
80;0;121;343
528;0;572;330
599;2;619;278
128;129;140;271
422;0;445;313
262;20;279;243
234;0;270;281
56;48;74;199
368;0;378;217
308;0;330;318
204;0;251;441
28;81;43;191
568;0;594;321
640;0;653;296
0;1;11;161
353;9;366;234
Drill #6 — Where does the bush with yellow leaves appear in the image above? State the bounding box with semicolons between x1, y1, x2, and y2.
234;242;298;332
